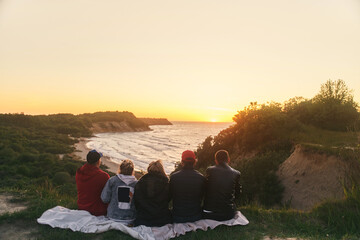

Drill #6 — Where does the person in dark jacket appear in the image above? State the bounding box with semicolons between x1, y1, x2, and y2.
76;149;110;216
203;150;241;221
169;150;205;223
133;160;171;227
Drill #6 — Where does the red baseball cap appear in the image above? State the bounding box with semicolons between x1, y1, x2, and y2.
181;150;196;162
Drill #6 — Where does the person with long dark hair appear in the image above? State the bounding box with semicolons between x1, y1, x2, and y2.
133;160;171;226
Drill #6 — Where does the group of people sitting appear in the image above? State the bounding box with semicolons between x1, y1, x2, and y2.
75;149;241;227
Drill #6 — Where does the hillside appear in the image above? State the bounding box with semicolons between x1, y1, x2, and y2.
138;118;172;125
195;80;360;210
79;111;150;133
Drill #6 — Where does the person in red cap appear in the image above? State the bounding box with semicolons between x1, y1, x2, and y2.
202;150;241;221
169;150;205;223
76;149;110;216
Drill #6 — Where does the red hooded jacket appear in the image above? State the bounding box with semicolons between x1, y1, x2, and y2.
76;163;110;216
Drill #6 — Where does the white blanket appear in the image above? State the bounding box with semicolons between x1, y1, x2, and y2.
37;206;249;240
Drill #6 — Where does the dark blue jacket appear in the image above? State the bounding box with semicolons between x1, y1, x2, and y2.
169;166;206;223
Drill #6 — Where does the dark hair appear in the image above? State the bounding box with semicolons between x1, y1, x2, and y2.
215;150;229;163
118;160;134;175
87;151;101;164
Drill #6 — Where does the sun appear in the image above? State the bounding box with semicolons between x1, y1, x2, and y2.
210;119;217;122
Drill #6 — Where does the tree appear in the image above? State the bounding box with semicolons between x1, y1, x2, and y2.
314;79;357;107
312;79;358;131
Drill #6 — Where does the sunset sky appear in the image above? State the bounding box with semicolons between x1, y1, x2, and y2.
1;0;359;122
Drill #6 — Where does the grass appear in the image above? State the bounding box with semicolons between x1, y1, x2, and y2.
289;125;360;162
294;125;359;148
1;149;359;240
1;184;360;240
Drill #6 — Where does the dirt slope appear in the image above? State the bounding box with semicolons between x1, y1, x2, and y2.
91;121;150;133
277;145;359;211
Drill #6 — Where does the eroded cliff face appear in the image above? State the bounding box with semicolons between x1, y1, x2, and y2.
138;118;172;125
277;145;360;211
90;121;150;133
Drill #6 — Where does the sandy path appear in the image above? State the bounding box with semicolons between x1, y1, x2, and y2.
0;194;27;215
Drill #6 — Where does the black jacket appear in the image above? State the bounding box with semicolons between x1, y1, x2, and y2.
203;162;241;221
169;166;206;223
133;172;171;227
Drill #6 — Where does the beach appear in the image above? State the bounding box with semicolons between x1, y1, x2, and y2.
83;122;232;174
72;138;120;174
72;138;144;178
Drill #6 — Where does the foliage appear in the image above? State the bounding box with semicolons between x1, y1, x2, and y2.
294;125;359;148
231;102;300;151
285;80;359;131
195;80;359;208
231;146;292;207
53;172;72;186
0;112;126;191
314;79;357;106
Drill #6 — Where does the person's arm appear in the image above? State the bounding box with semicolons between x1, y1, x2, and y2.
168;178;172;201
202;168;211;197
201;173;206;199
100;179;112;204
133;183;140;208
235;171;241;200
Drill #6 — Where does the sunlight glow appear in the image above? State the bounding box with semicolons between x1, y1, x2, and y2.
0;0;359;121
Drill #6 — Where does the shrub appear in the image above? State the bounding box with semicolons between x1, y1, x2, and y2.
52;172;72;186
233;149;290;206
64;162;81;176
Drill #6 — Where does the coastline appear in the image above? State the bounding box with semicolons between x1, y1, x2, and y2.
72;138;120;174
72;138;144;178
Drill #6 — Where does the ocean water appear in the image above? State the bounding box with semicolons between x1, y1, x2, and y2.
86;121;232;173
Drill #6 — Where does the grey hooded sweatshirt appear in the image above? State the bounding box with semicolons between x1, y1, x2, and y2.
101;174;137;224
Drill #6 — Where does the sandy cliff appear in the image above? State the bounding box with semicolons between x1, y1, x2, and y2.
90;121;150;133
138;118;172;125
277;145;360;211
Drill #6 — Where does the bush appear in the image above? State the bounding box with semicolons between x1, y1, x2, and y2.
53;172;72;186
259;173;284;207
64;162;81;176
18;153;37;163
233;149;290;206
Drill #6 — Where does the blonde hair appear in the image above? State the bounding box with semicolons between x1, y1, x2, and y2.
117;159;134;175
147;160;167;177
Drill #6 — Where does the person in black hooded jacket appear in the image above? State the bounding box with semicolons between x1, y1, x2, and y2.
133;160;171;227
203;150;241;221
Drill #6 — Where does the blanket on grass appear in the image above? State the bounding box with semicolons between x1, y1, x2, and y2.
37;206;249;240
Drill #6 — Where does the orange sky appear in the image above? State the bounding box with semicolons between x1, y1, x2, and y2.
1;0;359;122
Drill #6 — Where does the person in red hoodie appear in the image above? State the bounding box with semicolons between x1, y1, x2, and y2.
76;149;110;216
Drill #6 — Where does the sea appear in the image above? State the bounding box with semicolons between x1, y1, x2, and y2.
86;121;233;174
